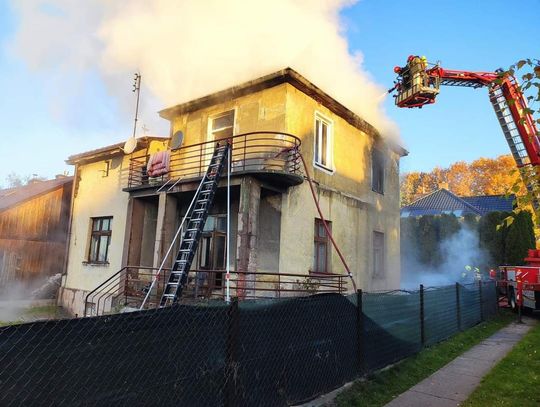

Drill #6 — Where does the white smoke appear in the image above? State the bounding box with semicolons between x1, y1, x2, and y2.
8;0;399;139
401;227;489;289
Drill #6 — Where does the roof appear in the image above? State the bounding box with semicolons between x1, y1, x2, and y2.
401;189;516;218
66;135;169;165
401;189;482;217
159;67;408;157
0;177;73;213
461;195;515;214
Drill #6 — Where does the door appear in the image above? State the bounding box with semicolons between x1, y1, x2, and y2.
195;215;227;296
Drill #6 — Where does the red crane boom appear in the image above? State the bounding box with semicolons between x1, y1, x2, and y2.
390;56;540;207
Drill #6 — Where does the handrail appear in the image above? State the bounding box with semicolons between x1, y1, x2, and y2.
84;265;172;317
127;131;302;189
84;266;128;316
169;131;301;151
84;265;348;316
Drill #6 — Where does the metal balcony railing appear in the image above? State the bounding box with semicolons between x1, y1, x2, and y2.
84;266;348;316
126;131;302;189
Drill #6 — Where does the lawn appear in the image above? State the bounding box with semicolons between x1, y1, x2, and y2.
336;310;515;407
0;305;64;326
462;318;540;407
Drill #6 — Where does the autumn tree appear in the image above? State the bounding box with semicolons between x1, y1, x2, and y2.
400;155;523;205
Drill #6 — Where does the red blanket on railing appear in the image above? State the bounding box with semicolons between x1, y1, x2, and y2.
147;150;171;177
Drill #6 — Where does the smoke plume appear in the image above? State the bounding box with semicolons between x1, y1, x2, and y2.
9;0;398;139
401;227;489;289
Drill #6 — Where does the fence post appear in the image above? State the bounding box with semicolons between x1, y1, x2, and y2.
455;282;462;331
495;280;499;314
478;280;484;321
420;284;425;347
356;289;364;375
225;298;239;407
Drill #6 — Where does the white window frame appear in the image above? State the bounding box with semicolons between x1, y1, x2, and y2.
207;109;237;142
313;112;334;173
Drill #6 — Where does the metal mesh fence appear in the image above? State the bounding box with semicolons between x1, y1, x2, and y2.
0;281;498;406
363;290;421;371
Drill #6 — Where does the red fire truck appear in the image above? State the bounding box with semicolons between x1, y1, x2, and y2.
499;251;540;311
390;55;540;312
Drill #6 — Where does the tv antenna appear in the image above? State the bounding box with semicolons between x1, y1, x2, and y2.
132;72;141;138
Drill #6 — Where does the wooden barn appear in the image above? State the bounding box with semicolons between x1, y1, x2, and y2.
0;176;73;291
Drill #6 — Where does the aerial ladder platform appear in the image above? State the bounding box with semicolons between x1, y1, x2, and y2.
390;56;540;209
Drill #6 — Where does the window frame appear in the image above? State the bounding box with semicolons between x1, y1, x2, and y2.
371;148;385;194
373;231;385;279
313;218;332;274
87;216;113;265
313;112;334;173
207;109;236;142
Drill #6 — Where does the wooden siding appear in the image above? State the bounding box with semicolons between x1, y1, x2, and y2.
0;184;72;288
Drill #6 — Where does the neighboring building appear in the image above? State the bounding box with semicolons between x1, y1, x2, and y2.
400;188;515;218
0;177;73;292
59;68;407;316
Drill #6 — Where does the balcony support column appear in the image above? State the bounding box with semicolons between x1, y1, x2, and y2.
236;176;261;299
153;193;178;270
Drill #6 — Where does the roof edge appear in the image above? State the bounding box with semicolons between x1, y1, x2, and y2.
66;136;168;165
158;68;407;155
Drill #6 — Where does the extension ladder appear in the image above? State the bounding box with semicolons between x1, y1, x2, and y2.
490;85;540;209
159;141;231;307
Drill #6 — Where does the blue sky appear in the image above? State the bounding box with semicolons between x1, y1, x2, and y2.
0;0;538;186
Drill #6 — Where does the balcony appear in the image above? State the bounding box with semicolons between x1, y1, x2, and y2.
126;131;303;191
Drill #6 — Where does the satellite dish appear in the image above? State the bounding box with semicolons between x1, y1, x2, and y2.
171;131;184;150
122;137;137;154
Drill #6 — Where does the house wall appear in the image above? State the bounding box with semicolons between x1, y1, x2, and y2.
170;83;288;143
0;184;72;289
281;84;401;290
61;78;402;315
59;141;166;315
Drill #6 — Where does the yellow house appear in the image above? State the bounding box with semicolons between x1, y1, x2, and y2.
59;68;407;316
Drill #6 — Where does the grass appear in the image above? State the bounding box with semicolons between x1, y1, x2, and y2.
0;305;64;327
462;319;540;407
336;310;515;407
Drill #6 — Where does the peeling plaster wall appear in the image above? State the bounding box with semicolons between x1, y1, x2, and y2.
170;84;288;142
282;84;401;290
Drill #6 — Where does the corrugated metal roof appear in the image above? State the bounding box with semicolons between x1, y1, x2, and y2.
0;177;73;213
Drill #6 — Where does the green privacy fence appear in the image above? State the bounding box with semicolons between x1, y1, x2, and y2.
0;281;498;406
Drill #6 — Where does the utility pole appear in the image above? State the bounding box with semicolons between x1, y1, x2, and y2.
132;72;142;138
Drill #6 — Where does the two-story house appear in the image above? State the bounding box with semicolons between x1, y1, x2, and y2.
58;68;406;316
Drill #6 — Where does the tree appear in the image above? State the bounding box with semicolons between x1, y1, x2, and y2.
3;172;47;189
478;211;508;266
400;155;523;205
504;210;535;265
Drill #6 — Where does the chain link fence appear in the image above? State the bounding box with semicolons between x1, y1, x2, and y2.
0;281;498;406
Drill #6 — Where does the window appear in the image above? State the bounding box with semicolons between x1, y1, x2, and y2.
314;113;333;170
210;110;235;141
313;219;331;273
88;217;113;264
371;148;385;194
373;231;385;278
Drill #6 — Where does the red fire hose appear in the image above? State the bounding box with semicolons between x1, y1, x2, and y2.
294;150;357;292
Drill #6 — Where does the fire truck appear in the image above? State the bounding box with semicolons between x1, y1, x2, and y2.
390;55;540;312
